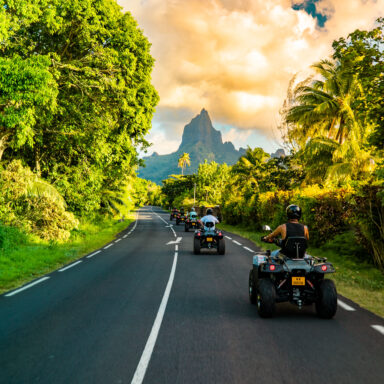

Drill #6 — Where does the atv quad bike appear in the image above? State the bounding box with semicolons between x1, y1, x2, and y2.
170;208;179;221
185;214;199;232
249;229;337;319
176;213;187;225
194;222;225;255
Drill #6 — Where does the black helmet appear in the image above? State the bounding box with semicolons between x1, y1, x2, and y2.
206;208;213;215
286;204;301;220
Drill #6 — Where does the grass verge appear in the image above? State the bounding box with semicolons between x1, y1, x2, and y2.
219;223;384;318
0;214;135;294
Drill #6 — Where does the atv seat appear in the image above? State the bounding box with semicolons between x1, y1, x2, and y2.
282;236;308;259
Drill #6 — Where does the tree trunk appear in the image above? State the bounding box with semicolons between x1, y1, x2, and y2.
0;132;10;161
35;145;41;175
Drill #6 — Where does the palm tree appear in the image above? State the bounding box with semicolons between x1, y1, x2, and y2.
284;59;374;183
286;59;363;145
178;153;191;176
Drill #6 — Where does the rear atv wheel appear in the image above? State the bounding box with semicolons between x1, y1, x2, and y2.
315;279;337;319
185;225;189;232
257;278;276;318
194;238;201;254
170;215;173;220
249;269;258;304
218;238;225;255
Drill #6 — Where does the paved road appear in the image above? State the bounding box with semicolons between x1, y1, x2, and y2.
1;206;383;384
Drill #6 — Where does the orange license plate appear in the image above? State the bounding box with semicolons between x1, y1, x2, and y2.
206;237;213;242
292;277;305;286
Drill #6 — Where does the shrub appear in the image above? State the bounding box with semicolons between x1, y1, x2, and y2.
0;160;78;241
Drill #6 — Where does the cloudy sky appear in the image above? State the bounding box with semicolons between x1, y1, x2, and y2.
119;0;384;154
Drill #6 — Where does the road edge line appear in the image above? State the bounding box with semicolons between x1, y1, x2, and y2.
131;251;178;384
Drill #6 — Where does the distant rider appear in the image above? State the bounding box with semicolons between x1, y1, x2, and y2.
263;204;309;255
189;207;197;220
199;208;219;230
180;207;185;216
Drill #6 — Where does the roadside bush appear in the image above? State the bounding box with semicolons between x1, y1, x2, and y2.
0;161;78;241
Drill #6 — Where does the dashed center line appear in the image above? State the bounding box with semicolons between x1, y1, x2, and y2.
123;234;128;238
59;260;82;272
87;250;101;258
225;236;232;240
371;325;384;336
115;239;122;243
337;299;356;311
233;240;242;246
104;244;114;250
243;246;254;252
5;277;50;297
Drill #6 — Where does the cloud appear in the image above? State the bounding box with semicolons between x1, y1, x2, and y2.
120;0;384;141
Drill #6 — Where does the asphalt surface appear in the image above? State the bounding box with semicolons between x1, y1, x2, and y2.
0;206;383;384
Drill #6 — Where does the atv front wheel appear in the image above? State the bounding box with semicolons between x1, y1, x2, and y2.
257;278;276;318
193;238;201;254
249;269;258;304
218;238;225;255
185;225;189;232
170;215;173;220
315;279;337;319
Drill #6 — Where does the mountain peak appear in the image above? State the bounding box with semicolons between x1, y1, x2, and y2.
179;109;222;151
139;109;244;183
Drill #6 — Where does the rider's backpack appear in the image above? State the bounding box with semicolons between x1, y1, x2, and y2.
282;236;307;258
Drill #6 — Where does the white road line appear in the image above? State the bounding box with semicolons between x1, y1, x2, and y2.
59;260;83;272
243;246;254;253
115;239;122;243
5;277;50;297
175;245;178;251
233;240;242;246
337;299;356;311
371;325;384;336
123;235;128;239
131;251;179;384
225;236;232;240
104;244;114;250
87;250;101;258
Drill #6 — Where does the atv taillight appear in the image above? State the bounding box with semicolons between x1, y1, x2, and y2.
218;232;222;236
197;232;201;236
269;264;276;271
321;265;327;271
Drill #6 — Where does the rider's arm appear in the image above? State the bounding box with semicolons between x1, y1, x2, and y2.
264;225;284;242
304;225;309;240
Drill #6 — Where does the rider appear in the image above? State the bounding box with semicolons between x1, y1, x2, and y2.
180;207;185;216
263;204;309;256
189;207;197;220
200;208;219;230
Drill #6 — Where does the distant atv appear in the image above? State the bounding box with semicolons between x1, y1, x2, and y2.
176;213;187;225
170;208;179;221
194;222;225;255
185;214;200;232
249;226;337;319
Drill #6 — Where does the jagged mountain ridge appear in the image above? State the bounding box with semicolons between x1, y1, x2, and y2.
139;109;246;183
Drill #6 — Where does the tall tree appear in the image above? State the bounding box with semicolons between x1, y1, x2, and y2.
178;153;191;176
1;0;159;215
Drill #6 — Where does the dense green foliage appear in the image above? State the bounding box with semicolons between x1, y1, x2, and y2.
0;0;158;218
160;20;384;269
0;0;159;243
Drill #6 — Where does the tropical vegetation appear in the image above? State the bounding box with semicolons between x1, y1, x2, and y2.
0;0;160;290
